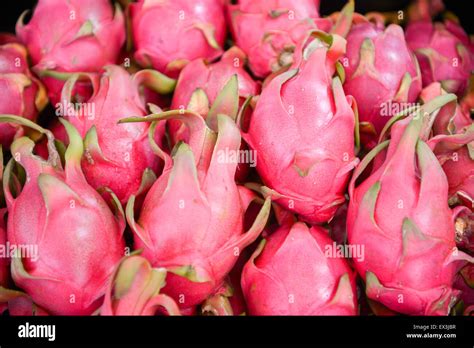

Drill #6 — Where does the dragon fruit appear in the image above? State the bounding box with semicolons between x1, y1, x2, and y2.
16;0;125;104
347;94;474;315
0;115;125;315
228;0;327;78
120;84;271;309
408;0;445;22
241;221;357;315
243;32;359;224
420;83;474;206
101;255;181;315
405;18;473;97
0;38;47;148
0;208;7;288
343;15;422;149
201;236;258;316
58;65;175;205
170;47;259;182
0;149;8;288
170;46;259;142
432;138;474;207
0;288;49;316
130;0;226;78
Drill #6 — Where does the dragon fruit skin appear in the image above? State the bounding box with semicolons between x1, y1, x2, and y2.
228;0;327;78
241;221;358;315
440;145;474;206
421;82;472;136
0;116;125;315
121;108;271;309
169;46;259;143
343;22;422;149
171;47;259;121
243;33;359;224
0;151;10;312
170;47;260;182
420;83;474;206
347;94;473;315
16;0;125;104
408;0;445;22
0;208;7;288
130;0;226;78
405;19;473;97
58;65;174;205
0;40;48;148
101;255;181;316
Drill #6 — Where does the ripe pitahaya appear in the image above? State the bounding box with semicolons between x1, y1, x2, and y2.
0;208;7;289
58;65;175;205
407;0;445;22
228;0;331;78
170;47;259;182
241;221;357;315
0;288;49;316
130;0;226;78
342;15;422;149
120;90;271;309
0;115;125;315
170;46;259;142
420;83;474;207
0;149;8;289
243;32;359;224
405;18;473;97
101;255;181;315
0;38;48;148
16;0;125;104
431;135;474;207
201;236;258;316
347;94;473;315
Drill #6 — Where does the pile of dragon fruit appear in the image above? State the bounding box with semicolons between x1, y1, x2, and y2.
0;0;472;317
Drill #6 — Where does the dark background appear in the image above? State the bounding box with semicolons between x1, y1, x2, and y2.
1;0;473;34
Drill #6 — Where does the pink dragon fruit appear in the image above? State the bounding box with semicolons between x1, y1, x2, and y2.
0;38;48;148
130;0;226;78
405;18;473;97
241;221;357;315
347;94;473;315
120;86;271;309
0;288;49;316
201;237;258;316
58;65;175;205
243;32;359;224
421;83;471;136
101;255;181;315
228;0;328;78
170;46;259;142
0;208;7;288
432;139;474;207
170;47;260;182
408;0;445;22
0;115;125;315
343;15;422;149
16;0;125;104
420;83;474;207
0;148;8;289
